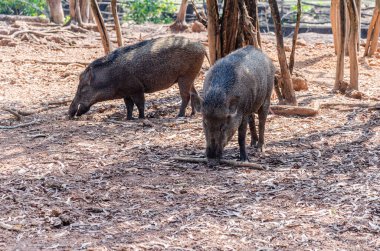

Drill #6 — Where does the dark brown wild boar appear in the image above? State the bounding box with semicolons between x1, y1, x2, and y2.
69;36;205;119
193;46;275;162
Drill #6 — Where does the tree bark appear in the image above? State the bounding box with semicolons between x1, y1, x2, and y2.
111;0;123;47
206;0;220;65
238;1;259;48
289;0;301;75
47;0;64;24
346;0;359;90
90;0;112;54
170;0;189;31
334;0;346;92
268;0;297;106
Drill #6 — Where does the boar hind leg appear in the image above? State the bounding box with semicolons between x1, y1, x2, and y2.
238;116;249;162
177;77;195;117
189;85;199;116
131;93;145;119
257;101;270;152
124;96;134;120
248;114;259;147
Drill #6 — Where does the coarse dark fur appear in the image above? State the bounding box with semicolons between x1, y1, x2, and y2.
193;46;275;161
69;36;206;119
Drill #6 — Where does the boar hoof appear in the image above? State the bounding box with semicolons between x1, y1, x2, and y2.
250;140;257;147
256;144;265;153
239;155;249;162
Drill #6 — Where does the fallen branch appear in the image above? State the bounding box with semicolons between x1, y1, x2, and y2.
0;120;39;130
0;222;21;232
10;59;88;66
320;102;380;110
2;108;22;120
171;156;264;170
271;105;319;116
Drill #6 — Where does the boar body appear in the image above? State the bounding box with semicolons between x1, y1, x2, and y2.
69;36;205;119
193;46;275;161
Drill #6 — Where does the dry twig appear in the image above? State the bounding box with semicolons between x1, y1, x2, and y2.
0;120;39;130
171;156;264;170
0;222;22;232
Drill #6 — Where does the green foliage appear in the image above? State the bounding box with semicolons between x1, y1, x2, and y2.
0;0;47;16
125;0;176;24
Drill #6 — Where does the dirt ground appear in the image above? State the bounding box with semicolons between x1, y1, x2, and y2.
0;21;379;250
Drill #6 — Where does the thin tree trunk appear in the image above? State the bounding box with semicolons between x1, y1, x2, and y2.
75;0;83;26
90;0;112;54
170;0;189;31
289;0;301;75
331;0;339;54
334;0;346;92
238;0;259;48
206;0;220;65
80;0;90;23
111;0;123;47
363;8;379;56
268;0;297;106
356;0;361;51
47;0;64;24
346;0;359;90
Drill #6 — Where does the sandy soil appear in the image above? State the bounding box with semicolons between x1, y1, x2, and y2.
0;22;379;250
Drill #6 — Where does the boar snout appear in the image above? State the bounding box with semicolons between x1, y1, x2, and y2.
68;101;90;118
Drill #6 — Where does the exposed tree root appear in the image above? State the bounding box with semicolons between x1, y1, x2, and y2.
320;102;380;110
271;105;319;116
171;156;264;170
0;14;49;23
0;120;39;130
0;222;22;232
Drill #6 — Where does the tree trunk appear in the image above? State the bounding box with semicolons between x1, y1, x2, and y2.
346;0;359;90
334;0;346;92
364;0;380;56
268;0;297;106
170;0;189;31
221;0;239;56
111;0;123;47
90;0;112;54
80;0;90;23
75;0;83;26
331;0;339;54
289;0;301;75
206;0;220;65
47;0;64;24
244;0;261;47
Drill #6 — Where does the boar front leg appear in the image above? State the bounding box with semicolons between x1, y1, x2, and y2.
238;116;249;162
124;96;134;120
257;100;270;152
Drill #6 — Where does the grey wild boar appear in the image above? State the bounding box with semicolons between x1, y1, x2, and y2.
68;36;205;119
193;46;275;161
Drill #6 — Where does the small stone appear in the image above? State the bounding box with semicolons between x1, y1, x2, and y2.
292;76;308;91
349;90;363;99
296;39;307;46
191;21;206;33
51;217;62;228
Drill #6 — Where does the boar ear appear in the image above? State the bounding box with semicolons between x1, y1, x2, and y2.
228;96;239;115
191;92;203;112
